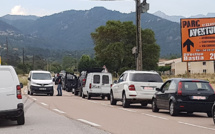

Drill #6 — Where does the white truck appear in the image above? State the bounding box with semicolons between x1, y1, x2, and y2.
0;65;25;125
82;72;112;100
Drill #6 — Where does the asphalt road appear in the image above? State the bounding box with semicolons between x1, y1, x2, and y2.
1;86;215;134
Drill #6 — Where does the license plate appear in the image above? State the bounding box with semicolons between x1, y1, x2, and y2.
192;96;206;100
143;86;154;90
39;88;46;90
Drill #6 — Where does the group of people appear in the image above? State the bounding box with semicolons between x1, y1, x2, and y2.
55;73;62;96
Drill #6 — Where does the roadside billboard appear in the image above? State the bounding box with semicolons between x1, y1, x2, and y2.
181;18;215;62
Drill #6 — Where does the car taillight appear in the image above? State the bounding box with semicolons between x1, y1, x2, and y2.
17;85;22;99
83;78;86;87
89;83;92;89
111;84;112;87
129;85;135;91
177;82;182;95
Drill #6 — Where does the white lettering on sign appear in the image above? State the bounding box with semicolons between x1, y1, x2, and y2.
189;26;215;37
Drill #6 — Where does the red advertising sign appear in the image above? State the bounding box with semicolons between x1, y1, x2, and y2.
181;18;215;62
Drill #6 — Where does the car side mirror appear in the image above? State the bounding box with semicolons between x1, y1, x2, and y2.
114;80;117;84
156;88;161;91
20;83;23;88
28;77;30;81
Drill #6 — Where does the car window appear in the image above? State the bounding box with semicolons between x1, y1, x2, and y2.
0;70;14;88
118;74;124;83
129;73;163;82
102;75;109;84
169;80;177;91
162;81;171;91
93;75;100;84
123;73;127;81
182;81;213;92
32;73;52;80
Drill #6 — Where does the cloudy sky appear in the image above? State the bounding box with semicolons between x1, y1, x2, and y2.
0;0;214;17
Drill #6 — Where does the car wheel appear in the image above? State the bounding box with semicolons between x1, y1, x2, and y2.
27;90;30;95
82;91;85;98
122;93;130;108
50;93;53;96
169;101;178;116
17;112;25;125
110;91;117;105
87;92;91;100
74;90;78;96
107;95;110;100
207;111;212;117
152;99;159;112
141;102;148;107
213;108;215;124
30;90;33;96
101;95;105;100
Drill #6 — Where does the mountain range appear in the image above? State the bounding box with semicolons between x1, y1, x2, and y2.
0;7;203;57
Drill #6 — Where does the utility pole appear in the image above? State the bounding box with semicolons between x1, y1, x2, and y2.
135;0;149;71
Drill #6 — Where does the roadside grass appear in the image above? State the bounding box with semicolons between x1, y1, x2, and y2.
18;74;28;85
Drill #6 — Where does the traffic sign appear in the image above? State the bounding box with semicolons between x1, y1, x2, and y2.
181;18;215;62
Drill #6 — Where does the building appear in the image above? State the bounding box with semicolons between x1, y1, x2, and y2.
158;58;214;75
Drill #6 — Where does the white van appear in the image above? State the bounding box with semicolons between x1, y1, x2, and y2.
82;72;112;100
0;65;25;125
27;70;54;96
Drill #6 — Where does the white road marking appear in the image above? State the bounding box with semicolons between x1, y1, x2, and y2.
142;113;169;120
53;109;65;114
77;119;101;127
32;98;37;101
41;102;48;106
119;108;136;113
178;121;215;131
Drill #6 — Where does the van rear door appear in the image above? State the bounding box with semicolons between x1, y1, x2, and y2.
101;74;112;94
0;67;19;111
90;74;102;93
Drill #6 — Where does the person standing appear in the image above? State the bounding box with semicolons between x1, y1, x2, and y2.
56;73;62;96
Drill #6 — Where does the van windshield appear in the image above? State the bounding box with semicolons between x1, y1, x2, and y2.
129;73;163;82
32;73;51;80
0;70;14;88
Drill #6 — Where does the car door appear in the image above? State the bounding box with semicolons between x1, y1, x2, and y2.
156;80;171;109
112;74;124;99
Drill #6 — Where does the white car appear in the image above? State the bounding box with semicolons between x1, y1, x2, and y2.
110;70;163;108
0;65;25;125
27;70;54;96
82;72;112;100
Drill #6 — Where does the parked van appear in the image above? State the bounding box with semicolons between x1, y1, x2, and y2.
27;70;54;96
0;65;25;125
82;72;112;100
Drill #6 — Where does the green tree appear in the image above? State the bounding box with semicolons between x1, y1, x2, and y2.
91;20;160;73
78;55;99;72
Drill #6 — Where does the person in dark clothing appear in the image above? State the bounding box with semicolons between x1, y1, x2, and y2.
56;73;62;96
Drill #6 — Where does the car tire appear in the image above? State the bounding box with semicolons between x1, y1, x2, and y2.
207;111;212;117
169;101;178;116
213;108;215;124
27;90;30;95
110;91;117;105
50;93;53;96
17;112;25;125
107;95;110;100
141;102;148;107
122;93;130;108
87;92;91;100
74;90;78;96
101;95;105;100
152;99;159;112
30;90;33;96
82;91;86;98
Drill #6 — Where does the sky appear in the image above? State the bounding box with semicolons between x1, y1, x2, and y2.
0;0;214;17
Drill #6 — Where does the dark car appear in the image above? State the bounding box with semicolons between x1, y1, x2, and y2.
61;72;78;93
212;102;215;124
152;78;215;117
77;68;104;97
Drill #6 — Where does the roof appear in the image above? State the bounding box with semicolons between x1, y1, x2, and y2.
167;78;209;82
30;70;51;74
123;70;159;74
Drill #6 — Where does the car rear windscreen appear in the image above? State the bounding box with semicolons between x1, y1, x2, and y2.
67;74;76;79
129;73;163;82
0;70;14;88
32;73;51;80
182;81;214;92
102;75;109;84
93;75;100;84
